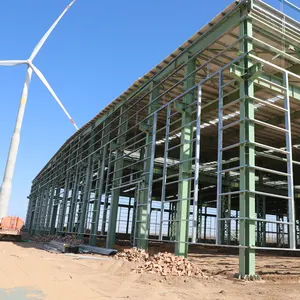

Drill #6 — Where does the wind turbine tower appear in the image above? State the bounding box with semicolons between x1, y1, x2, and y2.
0;0;78;219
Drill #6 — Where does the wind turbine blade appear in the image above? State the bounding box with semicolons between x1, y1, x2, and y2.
30;64;79;131
29;0;77;61
0;60;27;66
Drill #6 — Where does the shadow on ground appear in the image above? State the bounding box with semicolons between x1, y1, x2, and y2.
0;287;45;299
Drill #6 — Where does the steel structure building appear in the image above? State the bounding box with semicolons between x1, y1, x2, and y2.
25;0;300;277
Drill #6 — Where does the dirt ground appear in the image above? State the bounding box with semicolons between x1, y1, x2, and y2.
0;242;300;300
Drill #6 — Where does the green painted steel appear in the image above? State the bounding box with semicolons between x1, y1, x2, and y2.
136;82;160;250
175;58;196;257
78;156;93;238
89;120;110;245
45;180;56;232
67;165;80;233
106;107;128;249
58;173;70;234
238;15;256;277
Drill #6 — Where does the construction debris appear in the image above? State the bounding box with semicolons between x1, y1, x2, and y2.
114;248;149;262
31;235;83;245
114;249;204;277
79;244;117;256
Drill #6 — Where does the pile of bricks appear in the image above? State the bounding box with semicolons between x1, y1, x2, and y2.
31;235;83;245
114;248;149;262
115;249;204;277
136;252;204;277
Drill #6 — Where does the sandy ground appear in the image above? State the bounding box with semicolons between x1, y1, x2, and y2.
0;242;300;299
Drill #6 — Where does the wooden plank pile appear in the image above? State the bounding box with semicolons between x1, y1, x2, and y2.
115;249;204;277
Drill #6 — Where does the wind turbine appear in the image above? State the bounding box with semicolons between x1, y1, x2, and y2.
0;0;78;219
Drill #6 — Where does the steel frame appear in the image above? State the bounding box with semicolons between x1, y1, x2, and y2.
25;0;300;277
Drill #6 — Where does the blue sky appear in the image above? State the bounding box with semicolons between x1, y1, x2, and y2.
0;0;296;219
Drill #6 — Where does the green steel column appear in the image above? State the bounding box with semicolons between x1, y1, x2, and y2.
67;165;80;233
25;194;33;231
175;58;196;257
39;184;48;234
45;181;56;233
90;121;110;245
50;186;60;235
106;107;128;248
131;182;140;246
136;82;160;250
78;129;96;238
256;172;266;246
239;15;256;277
101;151;113;235
197;196;202;242
170;202;177;240
37;187;45;233
126;197;132;235
203;206;207;242
78;156;93;238
58;174;70;234
35;186;44;233
222;172;232;245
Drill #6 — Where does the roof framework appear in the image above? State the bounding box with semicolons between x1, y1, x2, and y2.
26;0;300;277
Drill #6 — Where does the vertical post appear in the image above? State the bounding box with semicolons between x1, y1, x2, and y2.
175;58;196;257
256;172;266;246
235;210;239;244
169;202;177;240
34;187;43;232
239;15;256;277
222;171;231;245
216;71;223;245
137;113;157;249
192;85;202;243
39;188;46;231
126;197;132;235
45;181;56;232
131;182;140;246
78;156;93;238
106;107;128;248
283;72;296;249
67;165;80;233
50;186;60;235
90;120;110;245
101;151;112;235
25;193;33;229
197;194;203;242
227;193;231;244
40;184;50;233
203;206;207;242
159;104;171;240
136;82;160;250
58;173;70;234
